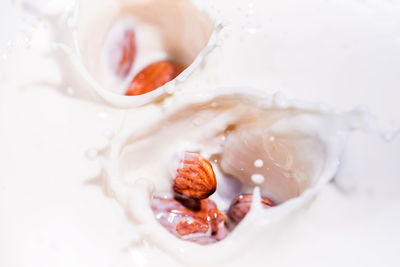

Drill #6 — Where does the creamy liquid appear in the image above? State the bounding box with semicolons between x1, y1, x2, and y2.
0;0;400;267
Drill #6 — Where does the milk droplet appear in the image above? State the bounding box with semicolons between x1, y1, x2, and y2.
247;28;257;34
24;37;32;48
66;87;75;95
50;42;58;51
102;128;114;139
221;135;226;142
86;148;98;160
98;112;109;119
274;92;288;107
193;117;202;126
164;83;176;94
130;232;143;244
254;159;263;168
130;250;147;265
163;98;173;108
251;174;265;184
67;17;76;28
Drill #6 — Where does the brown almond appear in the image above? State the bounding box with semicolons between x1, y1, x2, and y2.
125;60;184;96
151;196;227;244
176;220;209;236
173;153;217;200
108;28;137;78
228;194;274;224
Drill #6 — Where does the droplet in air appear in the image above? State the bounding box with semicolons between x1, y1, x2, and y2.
254;159;263;168
102;128;114;139
98;112;109;119
247;28;257;34
66;87;75;96
86;148;98;160
251;174;265;184
67;17;76;28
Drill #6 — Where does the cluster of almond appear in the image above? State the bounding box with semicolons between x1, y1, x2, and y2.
151;152;274;245
110;28;183;96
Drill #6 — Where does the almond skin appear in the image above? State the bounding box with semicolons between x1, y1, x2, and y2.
200;198;227;233
125;60;184;96
151;196;227;244
176;220;209;236
173;153;217;200
228;194;274;224
109;28;136;78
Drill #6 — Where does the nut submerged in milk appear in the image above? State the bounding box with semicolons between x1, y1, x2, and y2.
70;0;215;105
152;152;276;245
106;90;349;254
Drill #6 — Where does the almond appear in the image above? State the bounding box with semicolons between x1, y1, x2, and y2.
108;28;136;78
173;153;217;200
125;60;184;96
200;198;227;233
151;196;227;244
176;220;209;236
228;194;274;224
